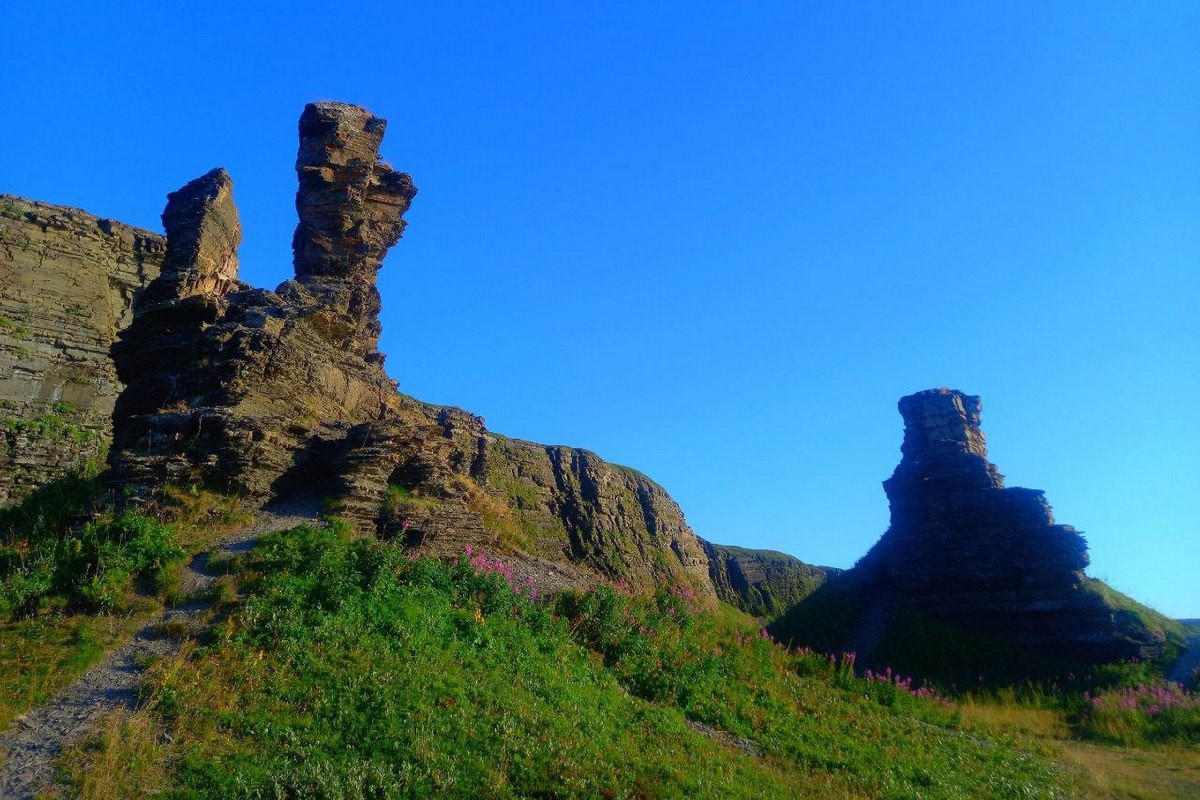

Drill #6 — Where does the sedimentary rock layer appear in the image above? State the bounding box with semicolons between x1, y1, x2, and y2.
101;101;716;600
0;196;164;503
795;388;1164;664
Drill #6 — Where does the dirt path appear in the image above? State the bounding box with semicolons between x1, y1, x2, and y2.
0;500;321;800
1167;632;1200;686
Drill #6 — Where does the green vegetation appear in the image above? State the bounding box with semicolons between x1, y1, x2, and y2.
768;572;868;654
0;315;28;337
0;474;1189;798
2;410;100;450
0;506;181;614
1074;682;1200;746
382;483;442;514
771;575;1191;691
769;571;1200;762
707;543;833;619
1084;578;1190;661
0;462;191;617
0;476;248;729
60;525;1077;799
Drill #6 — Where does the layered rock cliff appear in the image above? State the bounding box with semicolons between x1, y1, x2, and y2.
0;197;164;503
773;388;1167;666
702;541;841;619
99;101;715;600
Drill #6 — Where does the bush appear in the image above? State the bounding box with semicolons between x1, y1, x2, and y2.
0;508;182;614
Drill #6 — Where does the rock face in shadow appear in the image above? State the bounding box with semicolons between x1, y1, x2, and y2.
103;101;716;601
776;388;1165;666
0;196;164;503
865;389;1092;597
701;541;841;619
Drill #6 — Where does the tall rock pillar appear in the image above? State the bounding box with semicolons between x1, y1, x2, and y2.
289;102;417;357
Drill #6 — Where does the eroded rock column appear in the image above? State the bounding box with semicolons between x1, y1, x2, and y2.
289;102;417;356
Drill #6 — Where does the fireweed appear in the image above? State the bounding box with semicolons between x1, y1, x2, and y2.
462;546;537;601
1077;680;1200;745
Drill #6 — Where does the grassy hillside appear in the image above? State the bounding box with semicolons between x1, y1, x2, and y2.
1083;578;1190;657
59;524;1079;799
4;487;1196;799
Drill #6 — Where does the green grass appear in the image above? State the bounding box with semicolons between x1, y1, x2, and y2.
0;315;27;334
770;573;1191;692
0;506;182;614
1073;682;1200;746
64;525;1079;799
382;484;443;514
1083;578;1190;663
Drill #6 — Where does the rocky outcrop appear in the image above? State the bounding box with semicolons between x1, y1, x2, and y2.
100;101;716;600
701;541;840;619
865;389;1092;597
109;103;413;501
0;196;164;503
774;388;1166;666
480;434;715;597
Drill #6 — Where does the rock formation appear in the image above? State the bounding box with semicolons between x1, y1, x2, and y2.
865;389;1092;598
109;104;411;501
0;196;164;503
101;101;715;600
0;108;1182;645
773;388;1166;666
702;540;841;619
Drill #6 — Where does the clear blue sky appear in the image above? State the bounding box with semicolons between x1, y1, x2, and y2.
4;2;1197;616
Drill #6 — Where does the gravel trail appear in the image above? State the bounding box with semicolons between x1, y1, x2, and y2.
0;500;321;799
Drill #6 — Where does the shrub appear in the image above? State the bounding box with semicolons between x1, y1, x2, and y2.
0;508;182;614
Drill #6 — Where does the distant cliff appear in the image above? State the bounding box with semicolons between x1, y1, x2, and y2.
0;197;163;503
701;540;840;619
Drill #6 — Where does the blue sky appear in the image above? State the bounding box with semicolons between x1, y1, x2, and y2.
4;2;1197;616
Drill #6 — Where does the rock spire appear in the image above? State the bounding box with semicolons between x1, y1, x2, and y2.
99;101;716;602
292;102;417;284
856;388;1159;661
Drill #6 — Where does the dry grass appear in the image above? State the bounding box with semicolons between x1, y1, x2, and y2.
956;697;1200;800
157;486;250;550
956;699;1072;739
57;708;170;799
1060;742;1200;800
459;479;534;553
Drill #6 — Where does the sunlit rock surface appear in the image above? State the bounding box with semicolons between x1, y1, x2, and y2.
0;196;164;503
